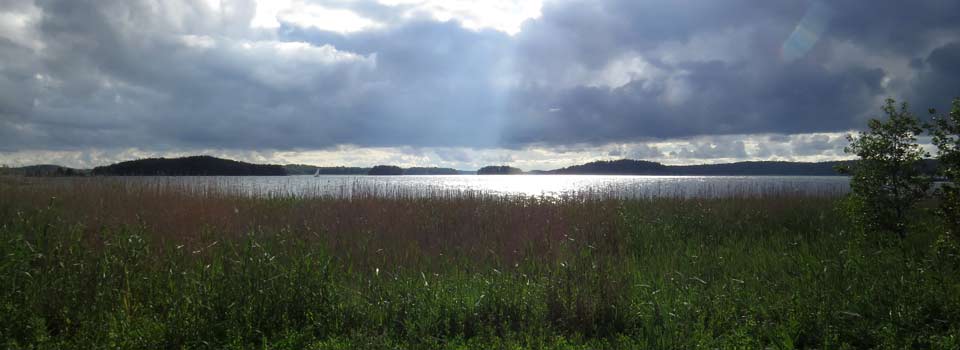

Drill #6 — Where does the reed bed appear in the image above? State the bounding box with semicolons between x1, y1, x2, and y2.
0;177;957;349
25;175;848;201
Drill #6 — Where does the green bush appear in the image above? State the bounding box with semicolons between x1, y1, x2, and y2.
843;98;931;239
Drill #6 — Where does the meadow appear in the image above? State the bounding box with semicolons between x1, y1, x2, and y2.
0;177;958;349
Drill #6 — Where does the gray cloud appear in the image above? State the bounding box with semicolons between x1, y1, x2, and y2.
503;60;885;145
910;41;960;113
1;0;959;157
827;2;960;55
498;0;946;146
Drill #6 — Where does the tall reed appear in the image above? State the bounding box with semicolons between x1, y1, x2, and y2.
0;177;956;349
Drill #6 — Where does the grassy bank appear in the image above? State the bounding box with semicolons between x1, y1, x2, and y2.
0;178;958;349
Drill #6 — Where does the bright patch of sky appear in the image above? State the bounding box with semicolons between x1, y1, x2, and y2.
378;0;543;35
252;0;383;33
587;55;659;89
0;2;43;51
252;0;542;35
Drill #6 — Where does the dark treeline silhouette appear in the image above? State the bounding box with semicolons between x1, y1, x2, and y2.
547;159;939;176
403;167;461;175
478;165;523;175
368;165;404;175
670;161;855;176
288;165;465;175
92;156;286;176
23;157;941;178
283;164;370;175
549;159;666;175
0;165;88;177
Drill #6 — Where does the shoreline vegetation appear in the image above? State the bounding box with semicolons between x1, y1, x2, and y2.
1;178;958;349
10;156;943;177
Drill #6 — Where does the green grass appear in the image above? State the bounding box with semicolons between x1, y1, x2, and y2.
0;178;958;349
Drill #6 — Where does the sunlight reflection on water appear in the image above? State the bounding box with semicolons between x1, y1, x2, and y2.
110;175;850;199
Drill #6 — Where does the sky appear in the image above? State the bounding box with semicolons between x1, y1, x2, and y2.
1;0;959;170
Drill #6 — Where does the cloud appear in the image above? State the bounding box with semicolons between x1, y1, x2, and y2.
1;0;959;165
376;0;543;35
253;1;383;33
500;0;915;145
909;41;960;113
676;141;748;160
502;60;886;145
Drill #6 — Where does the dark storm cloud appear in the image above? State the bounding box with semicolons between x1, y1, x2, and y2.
1;0;960;153
511;0;798;74
827;2;960;54
2;0;517;151
503;60;885;145
910;41;960;113
282;20;515;147
500;0;958;146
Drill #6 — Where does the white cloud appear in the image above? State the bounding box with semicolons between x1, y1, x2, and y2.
180;34;217;49
378;0;543;35
251;0;289;28
188;38;376;89
0;3;44;51
252;0;542;35
587;54;661;89
252;0;383;33
279;5;383;33
380;0;543;35
238;40;370;64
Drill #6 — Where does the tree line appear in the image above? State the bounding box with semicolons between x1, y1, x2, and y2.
92;156;286;176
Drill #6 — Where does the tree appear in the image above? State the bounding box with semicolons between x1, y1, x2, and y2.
928;98;960;238
843;98;931;239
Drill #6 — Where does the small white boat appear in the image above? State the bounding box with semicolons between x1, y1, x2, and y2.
313;168;320;177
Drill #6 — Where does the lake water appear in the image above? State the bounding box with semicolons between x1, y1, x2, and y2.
110;175;851;199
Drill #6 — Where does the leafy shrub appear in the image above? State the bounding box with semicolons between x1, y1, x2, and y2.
843;98;931;238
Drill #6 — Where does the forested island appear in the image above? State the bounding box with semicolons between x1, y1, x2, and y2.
368;165;404;175
477;165;524;175
91;156;286;176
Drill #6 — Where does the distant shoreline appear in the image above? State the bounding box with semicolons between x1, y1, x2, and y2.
6;156;938;177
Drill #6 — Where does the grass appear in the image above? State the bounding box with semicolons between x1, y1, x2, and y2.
0;177;958;349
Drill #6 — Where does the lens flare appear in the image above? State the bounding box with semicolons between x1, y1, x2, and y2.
781;2;834;62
